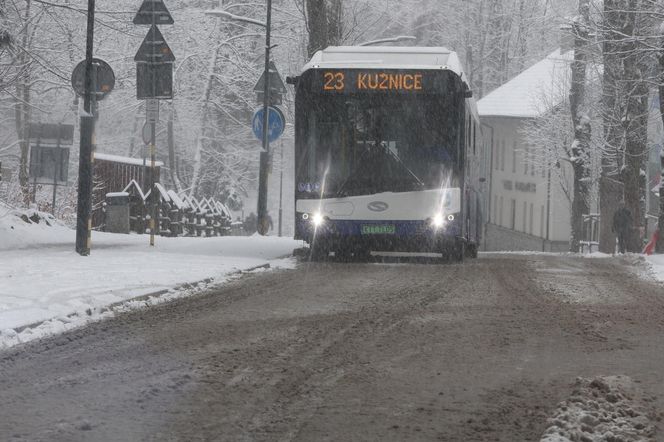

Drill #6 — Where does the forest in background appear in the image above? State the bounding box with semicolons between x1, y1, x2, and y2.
0;0;576;226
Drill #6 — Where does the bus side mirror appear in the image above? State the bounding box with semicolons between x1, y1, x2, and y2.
464;89;473;98
286;76;299;85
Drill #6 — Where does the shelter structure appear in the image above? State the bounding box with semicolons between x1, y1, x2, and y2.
93;153;163;229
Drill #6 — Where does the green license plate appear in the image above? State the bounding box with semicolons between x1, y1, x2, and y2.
361;224;396;235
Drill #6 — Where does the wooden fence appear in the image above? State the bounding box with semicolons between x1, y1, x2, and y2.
101;180;232;237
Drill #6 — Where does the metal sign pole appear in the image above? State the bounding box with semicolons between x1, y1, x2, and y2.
52;125;61;215
75;0;96;256
256;0;272;236
149;5;157;247
278;139;283;237
132;1;174;245
33;124;41;204
150;118;156;246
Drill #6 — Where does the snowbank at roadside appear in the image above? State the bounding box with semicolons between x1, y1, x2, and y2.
0;203;72;250
0;202;303;350
645;254;664;283
540;376;657;442
582;251;613;259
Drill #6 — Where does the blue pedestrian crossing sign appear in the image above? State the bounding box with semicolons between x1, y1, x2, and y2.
252;106;285;143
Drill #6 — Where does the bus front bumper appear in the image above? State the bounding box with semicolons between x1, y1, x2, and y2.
295;216;462;252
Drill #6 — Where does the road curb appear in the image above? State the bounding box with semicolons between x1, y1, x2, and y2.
9;261;275;336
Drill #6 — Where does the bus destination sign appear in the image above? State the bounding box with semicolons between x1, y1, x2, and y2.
320;70;431;94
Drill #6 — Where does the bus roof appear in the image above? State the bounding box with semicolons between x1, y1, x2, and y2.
302;46;466;79
301;46;479;122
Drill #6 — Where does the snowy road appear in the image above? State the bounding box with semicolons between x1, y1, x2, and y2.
1;254;664;441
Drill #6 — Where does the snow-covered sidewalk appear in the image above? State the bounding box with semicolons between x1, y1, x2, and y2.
0;205;302;349
645;254;664;283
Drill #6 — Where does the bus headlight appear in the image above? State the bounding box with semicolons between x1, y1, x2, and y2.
447;214;455;221
432;214;445;228
311;212;324;227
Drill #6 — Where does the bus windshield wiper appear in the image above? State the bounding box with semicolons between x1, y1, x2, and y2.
383;145;425;188
334;143;424;198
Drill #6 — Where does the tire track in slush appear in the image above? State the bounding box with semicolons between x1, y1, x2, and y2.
2;256;664;441
169;263;472;441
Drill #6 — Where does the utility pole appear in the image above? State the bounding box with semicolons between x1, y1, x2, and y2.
75;0;96;256
256;0;273;236
545;163;552;252
278;139;283;237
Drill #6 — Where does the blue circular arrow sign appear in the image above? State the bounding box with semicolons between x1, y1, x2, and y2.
252;106;285;143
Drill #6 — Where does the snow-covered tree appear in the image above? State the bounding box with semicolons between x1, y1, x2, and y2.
596;0;660;253
569;0;593;253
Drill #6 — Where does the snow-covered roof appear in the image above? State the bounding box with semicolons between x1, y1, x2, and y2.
302;46;466;80
186;196;206;212
122;179;146;201
179;194;195;210
154;183;171;202
95;152;164;168
144;184;171;203
167;190;186;210
216;201;231;219
105;191;128;198
478;49;573;118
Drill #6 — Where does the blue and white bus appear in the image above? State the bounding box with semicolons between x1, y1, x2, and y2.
289;46;486;261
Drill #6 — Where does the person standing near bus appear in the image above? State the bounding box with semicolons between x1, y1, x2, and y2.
612;203;632;254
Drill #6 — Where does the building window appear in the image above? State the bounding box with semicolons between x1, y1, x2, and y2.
466;120;470;151
500;140;505;171
493;195;498;223
529;203;534;235
510;199;516;230
524;145;529;175
522;201;527;232
494;141;499;170
540;205;545;238
512;141;518;173
499;196;504;226
474;124;477;155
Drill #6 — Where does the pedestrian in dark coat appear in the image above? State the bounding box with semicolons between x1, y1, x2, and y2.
612;204;632;254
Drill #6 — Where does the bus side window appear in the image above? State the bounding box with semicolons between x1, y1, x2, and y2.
307;113;317;180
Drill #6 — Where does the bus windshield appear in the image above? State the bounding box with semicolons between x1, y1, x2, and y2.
297;93;461;198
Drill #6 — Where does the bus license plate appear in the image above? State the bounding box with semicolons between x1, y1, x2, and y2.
361;224;395;235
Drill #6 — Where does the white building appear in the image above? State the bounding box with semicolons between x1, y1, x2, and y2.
478;49;574;252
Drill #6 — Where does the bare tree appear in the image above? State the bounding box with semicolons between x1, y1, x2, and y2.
657;22;664;253
569;0;592;252
599;0;627;253
13;0;33;206
304;0;343;57
621;0;650;252
597;0;657;253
